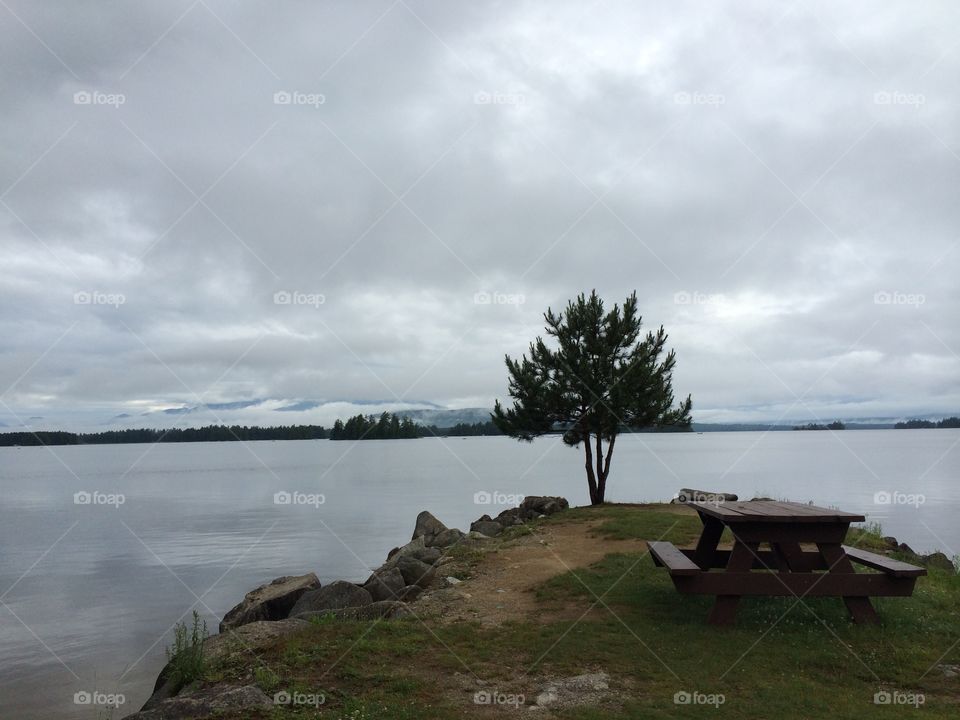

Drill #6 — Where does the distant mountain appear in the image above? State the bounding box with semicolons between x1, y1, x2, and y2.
397;407;494;428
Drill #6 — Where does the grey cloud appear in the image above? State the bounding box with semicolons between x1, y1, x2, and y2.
1;0;958;430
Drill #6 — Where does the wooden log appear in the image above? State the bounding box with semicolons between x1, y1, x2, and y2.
678;488;738;503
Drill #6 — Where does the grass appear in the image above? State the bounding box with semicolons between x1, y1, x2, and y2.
190;505;960;718
164;610;209;692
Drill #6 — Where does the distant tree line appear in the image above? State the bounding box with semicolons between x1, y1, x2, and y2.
894;417;960;429
327;413;505;440
0;412;690;448
0;424;329;447
793;421;845;431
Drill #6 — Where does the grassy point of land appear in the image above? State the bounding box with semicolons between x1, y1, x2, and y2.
189;504;960;719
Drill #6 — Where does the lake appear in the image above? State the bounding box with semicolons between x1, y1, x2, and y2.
1;430;956;718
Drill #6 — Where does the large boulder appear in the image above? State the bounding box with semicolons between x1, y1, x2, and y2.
125;684;272;719
218;573;319;632
495;507;526;527
387;535;426;561
520;496;569;517
294;600;412;622
363;567;406;602
290;580;372;616
408;546;442;565
923;551;956;573
427;527;466;548
400;585;423;602
411;511;448;541
395;555;436;588
470;519;503;537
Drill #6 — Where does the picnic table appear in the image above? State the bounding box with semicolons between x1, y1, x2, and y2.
649;500;926;625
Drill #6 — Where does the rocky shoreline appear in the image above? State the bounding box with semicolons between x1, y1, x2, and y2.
124;495;570;719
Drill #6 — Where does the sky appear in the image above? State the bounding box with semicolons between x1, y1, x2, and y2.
1;0;959;432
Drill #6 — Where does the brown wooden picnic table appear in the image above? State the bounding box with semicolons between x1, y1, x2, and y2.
649;500;926;625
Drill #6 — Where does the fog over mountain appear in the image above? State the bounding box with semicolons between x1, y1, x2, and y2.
2;1;959;432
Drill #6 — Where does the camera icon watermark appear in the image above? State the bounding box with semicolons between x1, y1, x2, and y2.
873;291;924;307
473;689;525;707
873;91;925;108
74;290;125;308
473;290;525;306
873;490;925;508
73;90;126;107
677;490;729;507
674;290;725;306
274;490;325;508
273;690;325;707
674;91;725;107
74;490;125;508
874;689;924;707
273;90;326;107
674;690;725;707
273;290;325;308
473;90;525;106
74;690;125;707
474;490;523;506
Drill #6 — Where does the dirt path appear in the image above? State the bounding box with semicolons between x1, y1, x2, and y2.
415;518;652;626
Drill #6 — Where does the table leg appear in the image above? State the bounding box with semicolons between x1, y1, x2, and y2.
708;538;758;626
773;542;809;573
818;543;880;624
692;515;725;570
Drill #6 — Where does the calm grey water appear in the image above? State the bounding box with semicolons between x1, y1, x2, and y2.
1;430;957;718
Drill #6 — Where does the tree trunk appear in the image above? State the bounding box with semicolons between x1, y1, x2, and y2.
595;433;604;504
583;432;600;505
597;434;616;504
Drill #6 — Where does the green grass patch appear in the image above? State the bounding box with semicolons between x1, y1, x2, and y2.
201;505;960;719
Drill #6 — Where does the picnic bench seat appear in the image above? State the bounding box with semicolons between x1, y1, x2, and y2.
649;541;700;575
842;545;927;578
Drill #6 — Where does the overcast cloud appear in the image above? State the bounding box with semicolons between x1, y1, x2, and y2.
1;0;958;431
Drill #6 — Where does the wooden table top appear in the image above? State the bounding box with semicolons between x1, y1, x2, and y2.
686;499;865;524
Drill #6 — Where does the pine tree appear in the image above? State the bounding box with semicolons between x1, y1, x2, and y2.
493;290;692;505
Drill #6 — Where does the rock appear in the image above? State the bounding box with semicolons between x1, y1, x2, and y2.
922;551;956;572
395;555;436;588
218;573;320;632
750;496;774;502
125;684;272;719
409;546;442;565
412;510;448;541
495;507;526;526
463;531;495;545
520;496;570;516
289;581;372;616
445;576;462;585
532;672;610;710
881;536;899;549
387;536;426;561
427;527;466;548
470;520;503;537
898;542;917;556
145;620;309;707
400;584;423;601
937;664;960;678
364;567;407;602
294;600;411;622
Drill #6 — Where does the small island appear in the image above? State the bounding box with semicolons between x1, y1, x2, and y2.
792;421;846;431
